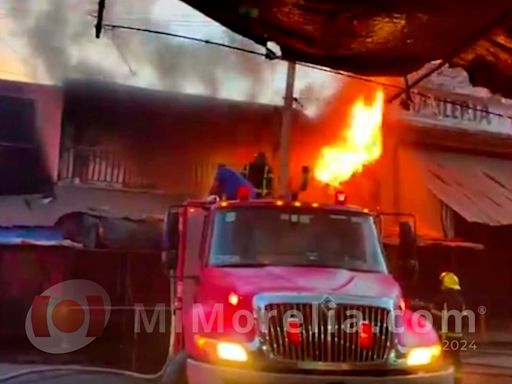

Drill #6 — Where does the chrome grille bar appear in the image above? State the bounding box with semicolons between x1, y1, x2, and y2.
264;302;391;363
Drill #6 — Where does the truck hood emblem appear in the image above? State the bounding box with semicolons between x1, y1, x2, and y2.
319;295;336;314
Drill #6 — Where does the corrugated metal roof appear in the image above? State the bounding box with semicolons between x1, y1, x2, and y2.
181;1;512;98
419;150;512;226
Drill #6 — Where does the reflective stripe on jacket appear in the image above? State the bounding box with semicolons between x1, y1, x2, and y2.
241;163;273;196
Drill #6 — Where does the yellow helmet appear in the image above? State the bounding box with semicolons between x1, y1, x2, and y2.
440;272;461;290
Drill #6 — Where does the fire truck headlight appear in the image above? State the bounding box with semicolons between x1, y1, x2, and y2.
216;341;248;362
406;345;442;366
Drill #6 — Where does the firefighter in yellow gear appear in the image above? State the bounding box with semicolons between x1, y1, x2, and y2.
432;272;465;380
241;152;274;198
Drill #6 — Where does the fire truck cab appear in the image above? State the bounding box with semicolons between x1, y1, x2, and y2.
161;196;454;384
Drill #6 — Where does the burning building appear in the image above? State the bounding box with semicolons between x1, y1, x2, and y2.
60;78;311;196
0;77;311;226
302;69;512;330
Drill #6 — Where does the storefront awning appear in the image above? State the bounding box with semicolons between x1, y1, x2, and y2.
419;150;512;226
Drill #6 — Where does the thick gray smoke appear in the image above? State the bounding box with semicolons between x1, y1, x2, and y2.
30;0;75;80
6;0;279;100
145;34;277;99
7;0;120;81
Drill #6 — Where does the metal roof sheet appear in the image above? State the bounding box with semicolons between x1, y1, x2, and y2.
0;185;175;227
180;1;512;98
0;239;82;248
419;150;512;226
0;227;62;241
0;227;81;248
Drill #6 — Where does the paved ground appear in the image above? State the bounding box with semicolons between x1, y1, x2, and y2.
462;344;512;383
2;344;512;383
463;373;512;384
0;364;151;383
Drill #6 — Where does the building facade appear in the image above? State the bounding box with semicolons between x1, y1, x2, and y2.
342;80;512;324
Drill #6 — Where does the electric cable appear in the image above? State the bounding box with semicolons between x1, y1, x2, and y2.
102;22;512;120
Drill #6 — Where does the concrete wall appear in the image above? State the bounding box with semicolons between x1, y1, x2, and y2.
0;185;176;226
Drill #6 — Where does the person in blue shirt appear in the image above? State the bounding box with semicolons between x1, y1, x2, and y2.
209;164;256;200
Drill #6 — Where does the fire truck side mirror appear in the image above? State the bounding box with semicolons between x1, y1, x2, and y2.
398;221;418;280
162;208;180;272
163;250;178;271
398;221;416;256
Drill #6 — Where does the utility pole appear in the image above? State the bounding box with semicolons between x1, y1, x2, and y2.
95;0;106;39
279;61;296;195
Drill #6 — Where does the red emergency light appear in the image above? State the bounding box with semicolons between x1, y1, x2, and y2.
359;321;374;349
334;190;347;205
237;185;252;201
285;317;302;345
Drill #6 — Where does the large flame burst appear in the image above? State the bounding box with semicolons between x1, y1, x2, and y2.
314;89;385;187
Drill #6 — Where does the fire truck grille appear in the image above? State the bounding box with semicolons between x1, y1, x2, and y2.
264;303;391;363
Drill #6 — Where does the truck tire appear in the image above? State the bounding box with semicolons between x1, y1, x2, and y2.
161;351;188;384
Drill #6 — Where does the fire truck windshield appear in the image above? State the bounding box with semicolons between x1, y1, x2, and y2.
209;207;387;273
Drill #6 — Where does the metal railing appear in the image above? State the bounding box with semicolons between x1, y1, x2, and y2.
59;146;245;195
59;147;157;190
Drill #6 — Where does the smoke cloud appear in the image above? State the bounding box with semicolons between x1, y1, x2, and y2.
29;0;74;80
6;0;123;82
4;0;282;102
144;34;279;100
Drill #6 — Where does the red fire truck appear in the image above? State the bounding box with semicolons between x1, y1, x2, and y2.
160;194;454;384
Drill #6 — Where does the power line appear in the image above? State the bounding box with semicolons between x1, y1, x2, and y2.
103;23;269;58
298;63;511;120
297;62;403;90
101;22;511;120
112;16;214;24
110;29;136;76
102;22;402;87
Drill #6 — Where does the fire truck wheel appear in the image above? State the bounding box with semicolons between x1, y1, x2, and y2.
161;351;188;384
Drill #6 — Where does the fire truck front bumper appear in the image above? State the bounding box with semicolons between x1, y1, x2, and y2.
187;359;455;384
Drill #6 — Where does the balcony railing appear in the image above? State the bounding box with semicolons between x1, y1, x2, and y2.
59;146;244;195
59;147;157;190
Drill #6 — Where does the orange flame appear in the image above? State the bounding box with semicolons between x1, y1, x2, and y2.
314;89;385;187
